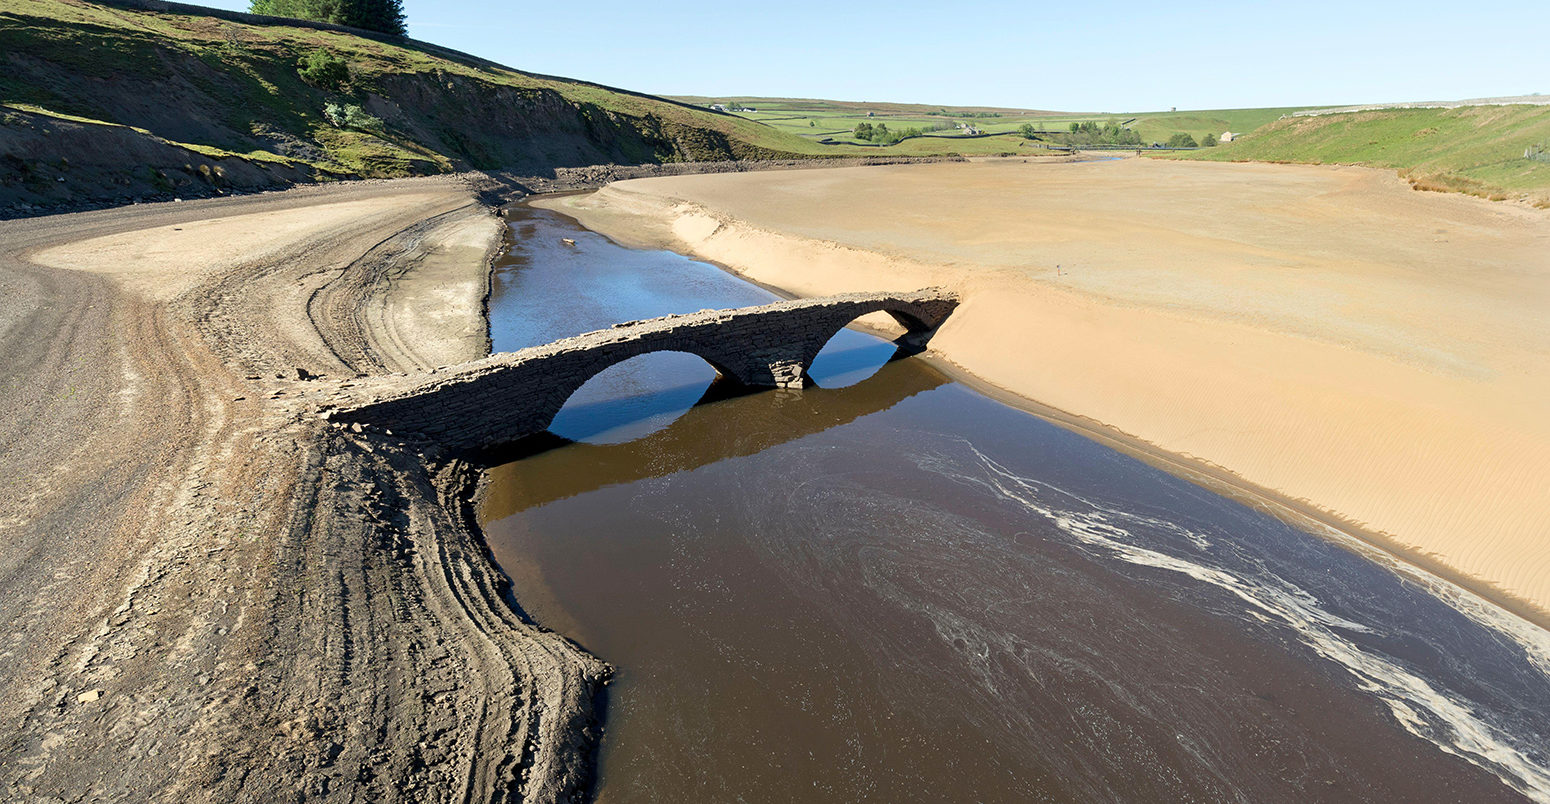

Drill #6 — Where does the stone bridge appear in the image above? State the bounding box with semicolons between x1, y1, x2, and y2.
332;288;959;453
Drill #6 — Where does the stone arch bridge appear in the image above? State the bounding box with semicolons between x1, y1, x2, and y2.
331;288;958;454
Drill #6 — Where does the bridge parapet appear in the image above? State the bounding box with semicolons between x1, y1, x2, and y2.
330;288;958;453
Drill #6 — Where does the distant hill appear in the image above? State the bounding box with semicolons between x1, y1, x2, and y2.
668;95;1056;117
669;95;1317;150
1173;104;1550;206
0;0;832;212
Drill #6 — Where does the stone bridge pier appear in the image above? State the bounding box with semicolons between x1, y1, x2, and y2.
331;288;959;453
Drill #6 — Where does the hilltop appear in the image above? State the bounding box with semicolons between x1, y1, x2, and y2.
1172;103;1550;206
0;0;838;213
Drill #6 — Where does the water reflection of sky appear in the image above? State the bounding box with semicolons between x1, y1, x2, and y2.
494;208;902;443
482;203;1550;804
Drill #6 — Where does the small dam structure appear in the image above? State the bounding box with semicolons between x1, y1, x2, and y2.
333;288;959;453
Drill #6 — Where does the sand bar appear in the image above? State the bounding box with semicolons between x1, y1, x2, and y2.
535;158;1550;624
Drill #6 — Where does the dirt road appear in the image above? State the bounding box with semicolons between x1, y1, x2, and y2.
0;179;604;802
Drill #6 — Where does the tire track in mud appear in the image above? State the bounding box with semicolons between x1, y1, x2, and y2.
0;178;606;803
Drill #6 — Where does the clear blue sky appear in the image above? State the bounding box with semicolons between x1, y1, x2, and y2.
201;0;1549;112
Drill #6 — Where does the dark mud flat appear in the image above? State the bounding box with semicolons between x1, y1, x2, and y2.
480;206;1550;802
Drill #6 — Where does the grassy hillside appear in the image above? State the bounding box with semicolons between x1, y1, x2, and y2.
1;0;841;211
671;95;1054;117
671;95;1315;149
1172;105;1550;205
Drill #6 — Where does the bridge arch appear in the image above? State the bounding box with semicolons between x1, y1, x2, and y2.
534;344;745;441
876;305;938;335
330;289;960;454
804;317;909;389
792;299;949;388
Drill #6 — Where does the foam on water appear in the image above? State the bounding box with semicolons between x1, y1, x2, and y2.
928;440;1550;802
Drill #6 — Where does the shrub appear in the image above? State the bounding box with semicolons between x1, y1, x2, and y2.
873;125;922;145
323;102;383;132
1201;133;1218;147
298;49;350;90
1057;120;1141;146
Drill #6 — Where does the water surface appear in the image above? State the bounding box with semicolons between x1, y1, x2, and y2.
481;205;1550;803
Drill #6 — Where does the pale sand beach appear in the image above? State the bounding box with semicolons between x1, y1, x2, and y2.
534;158;1550;624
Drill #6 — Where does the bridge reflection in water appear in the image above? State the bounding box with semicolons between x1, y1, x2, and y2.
334;289;958;453
480;354;950;518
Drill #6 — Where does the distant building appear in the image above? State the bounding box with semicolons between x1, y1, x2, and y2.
710;104;727;112
1220;131;1237;142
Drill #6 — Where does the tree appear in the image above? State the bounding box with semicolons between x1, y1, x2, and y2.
1201;133;1218;147
1018;123;1039;139
853;122;874;141
250;0;406;36
1166;132;1199;148
297;48;349;90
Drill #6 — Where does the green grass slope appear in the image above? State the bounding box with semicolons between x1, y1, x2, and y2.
0;0;837;211
1172;105;1550;205
671;95;1316;149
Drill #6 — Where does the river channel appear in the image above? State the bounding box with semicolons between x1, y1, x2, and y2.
479;204;1550;803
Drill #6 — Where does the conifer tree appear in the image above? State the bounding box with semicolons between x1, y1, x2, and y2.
250;0;406;36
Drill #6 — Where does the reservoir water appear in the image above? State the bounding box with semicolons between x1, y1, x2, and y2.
480;204;1550;802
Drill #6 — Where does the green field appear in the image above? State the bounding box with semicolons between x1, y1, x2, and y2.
7;0;1268;191
1171;105;1550;205
9;1;1543;208
671;95;1316;149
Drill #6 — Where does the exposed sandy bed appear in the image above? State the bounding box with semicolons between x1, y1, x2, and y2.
536;158;1550;625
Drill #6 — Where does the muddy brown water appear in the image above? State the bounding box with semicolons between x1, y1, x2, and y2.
480;205;1550;802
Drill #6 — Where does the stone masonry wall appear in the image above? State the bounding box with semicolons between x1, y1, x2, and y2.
331;289;958;453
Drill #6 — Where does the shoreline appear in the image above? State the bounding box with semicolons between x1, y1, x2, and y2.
3;163;1542;800
0;178;606;802
530;162;1550;634
533;192;1550;633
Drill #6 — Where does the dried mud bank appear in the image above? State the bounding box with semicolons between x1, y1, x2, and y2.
0;177;604;802
534;159;1550;629
3;156;973;223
